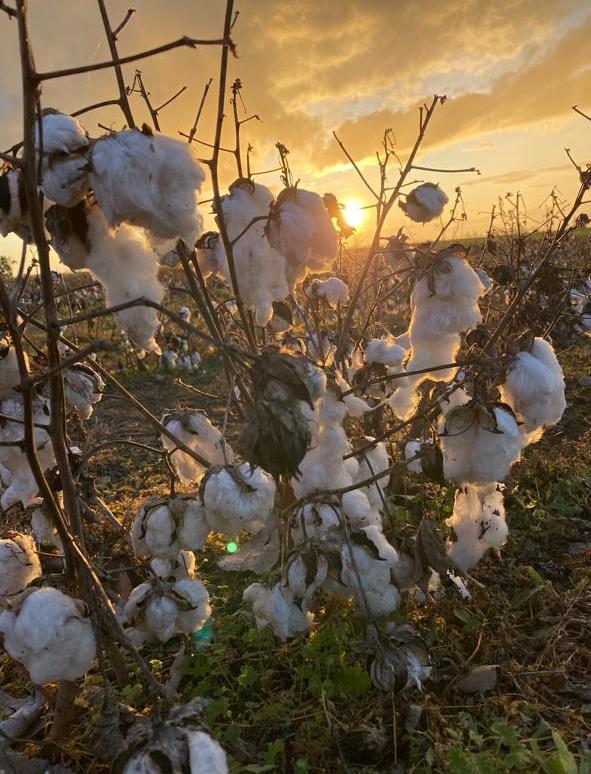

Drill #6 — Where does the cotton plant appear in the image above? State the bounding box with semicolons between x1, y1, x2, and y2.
439;398;521;485
46;203;165;352
90;127;205;245
389;246;486;420
267;187;338;288
117;699;228;774
309;276;349;308
215;178;289;326
0;394;55;509
446;483;508;571
399;182;448;223
122;578;211;645
0;587;96;684
161;409;232;486
500;335;566;445
35;110;90;207
0;533;42;598
131;495;209;560
201;463;276;537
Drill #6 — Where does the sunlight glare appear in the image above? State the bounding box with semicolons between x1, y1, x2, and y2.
342;200;365;229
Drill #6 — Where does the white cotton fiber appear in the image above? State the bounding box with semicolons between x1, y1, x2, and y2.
202;463;276;537
243;581;313;641
268;187;338;287
0;395;55;509
0;343;27;398
161;410;232;486
310;277;349;307
364;337;406;368
400;183;448;223
500;337;566;445
0;533;41;596
36;112;90;207
91;129;205;244
131;496;209;560
123;579;211;644
0;587;96;683
84;208;164;353
216;180;289;325
446;484;508;570
186;730;229;774
340;543;400;617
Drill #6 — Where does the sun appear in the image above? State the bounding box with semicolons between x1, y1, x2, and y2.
341;199;365;229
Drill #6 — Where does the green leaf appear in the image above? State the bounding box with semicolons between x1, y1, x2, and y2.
333;665;371;696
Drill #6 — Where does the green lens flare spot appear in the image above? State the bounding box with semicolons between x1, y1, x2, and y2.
226;541;238;554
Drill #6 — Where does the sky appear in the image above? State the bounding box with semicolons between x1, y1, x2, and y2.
1;0;590;262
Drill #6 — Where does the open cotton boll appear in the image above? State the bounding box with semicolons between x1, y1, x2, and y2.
475;267;493;294
310;277;349;307
0;395;55;509
195;231;223;278
446;484;508;571
161;410;231;486
290;502;340;545
356;440;390;508
404;440;423;473
340;544;400;617
243;582;313;641
150;550;196;581
0;169;31;240
84;208;164;353
0;587;96;684
187;730;229;774
411;256;484;339
91;129;205;244
364;337;406;368
342;490;373;527
440;403;521;484
400;183;448;222
31;504;62;551
202;464;276;537
132;496;208;560
36;112;90;207
216;179;289;325
0;342;27;398
0;533;41;597
501;338;566;444
268;188;338;276
123;579;211;644
61;365;104;420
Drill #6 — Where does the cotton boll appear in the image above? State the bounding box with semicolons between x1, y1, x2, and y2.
84;208;164;353
268;187;338;284
0;587;96;683
310;277;349;307
290;502;340;545
195;231;222;278
91;129;205;244
161;410;232;485
31;504;62;551
356;440;390;508
179;306;191;322
342;490;372;527
160;349;178;369
0;169;30;240
340;544;400;617
364;337;406;368
400;183;448;222
202;464;276;537
446;484;508;571
36;113;90;207
150;550;196;581
440;403;520;484
0;533;41;596
404;440;423;473
475;267;493;294
0;342;27;398
62;365;104;420
243;582;313;641
500;337;566;445
216;180;289;325
132;496;209;559
123;579;211;643
0;395;55;509
186;730;229;774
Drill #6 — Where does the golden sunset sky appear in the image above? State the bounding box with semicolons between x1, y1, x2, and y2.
1;0;590;261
